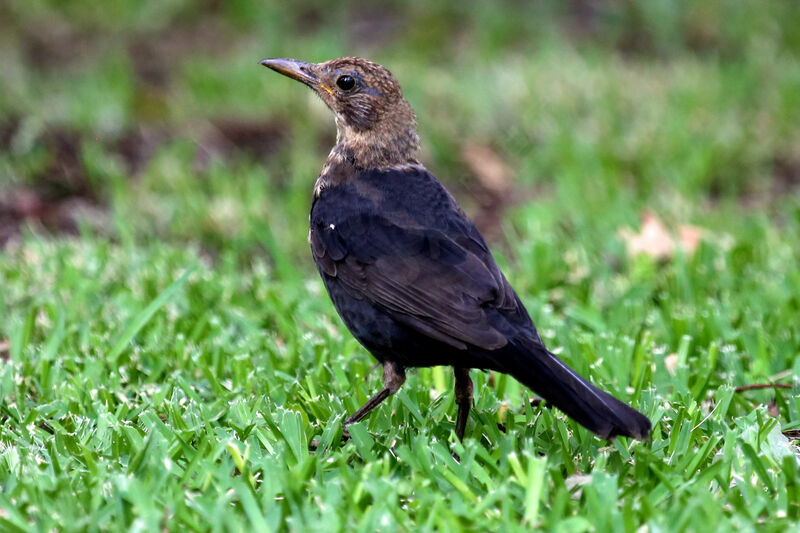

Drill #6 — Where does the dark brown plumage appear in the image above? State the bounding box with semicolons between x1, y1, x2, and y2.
260;56;652;442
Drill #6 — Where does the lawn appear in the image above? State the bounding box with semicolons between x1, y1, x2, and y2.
1;1;799;531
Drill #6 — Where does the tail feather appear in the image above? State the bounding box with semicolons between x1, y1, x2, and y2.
495;340;651;440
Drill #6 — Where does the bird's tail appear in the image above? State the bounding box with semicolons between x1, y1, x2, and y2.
495;340;651;440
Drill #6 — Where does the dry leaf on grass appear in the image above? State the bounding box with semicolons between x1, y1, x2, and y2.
460;141;513;195
619;211;703;260
664;353;679;375
678;224;703;255
497;401;510;423
459;141;516;238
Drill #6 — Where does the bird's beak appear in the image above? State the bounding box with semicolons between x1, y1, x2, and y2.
259;58;321;87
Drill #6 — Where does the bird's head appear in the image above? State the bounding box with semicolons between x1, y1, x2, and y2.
260;56;419;168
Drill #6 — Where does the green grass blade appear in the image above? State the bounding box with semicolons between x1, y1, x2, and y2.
107;268;194;361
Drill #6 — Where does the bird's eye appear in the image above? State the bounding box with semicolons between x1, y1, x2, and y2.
336;75;356;91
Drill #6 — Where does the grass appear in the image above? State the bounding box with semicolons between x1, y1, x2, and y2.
1;0;800;531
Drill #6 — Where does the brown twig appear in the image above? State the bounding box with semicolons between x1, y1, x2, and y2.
734;383;792;392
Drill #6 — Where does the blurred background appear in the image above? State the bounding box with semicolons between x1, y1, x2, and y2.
2;0;799;264
2;2;800;528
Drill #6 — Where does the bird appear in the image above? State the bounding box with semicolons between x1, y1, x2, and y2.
260;56;652;442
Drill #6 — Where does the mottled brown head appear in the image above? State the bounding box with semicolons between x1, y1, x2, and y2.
261;56;420;169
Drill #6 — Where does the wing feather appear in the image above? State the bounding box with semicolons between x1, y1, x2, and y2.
311;215;510;350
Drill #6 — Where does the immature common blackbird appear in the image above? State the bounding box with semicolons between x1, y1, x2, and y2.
260;56;652;441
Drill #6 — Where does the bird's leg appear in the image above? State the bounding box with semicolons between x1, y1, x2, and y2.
344;361;406;428
454;367;473;441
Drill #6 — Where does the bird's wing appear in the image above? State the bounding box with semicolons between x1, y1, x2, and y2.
311;206;517;351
